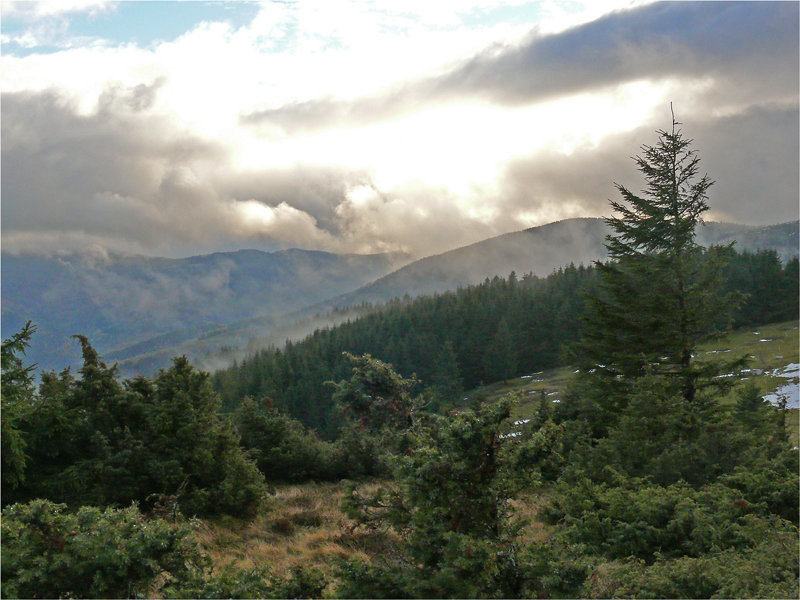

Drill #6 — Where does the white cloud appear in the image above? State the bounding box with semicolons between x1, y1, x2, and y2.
231;199;335;248
1;1;796;259
2;0;116;18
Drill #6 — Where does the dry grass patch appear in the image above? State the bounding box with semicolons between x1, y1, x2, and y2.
509;489;553;545
195;480;396;580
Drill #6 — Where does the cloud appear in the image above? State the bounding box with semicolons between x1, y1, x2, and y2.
1;1;797;261
2;0;116;19
496;104;800;227
438;1;798;107
1;90;256;256
244;2;797;136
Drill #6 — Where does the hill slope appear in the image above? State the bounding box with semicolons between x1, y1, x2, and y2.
318;218;799;310
7;218;794;376
117;218;799;375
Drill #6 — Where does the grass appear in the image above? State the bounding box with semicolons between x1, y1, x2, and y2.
468;320;799;444
194;481;401;586
193;480;553;594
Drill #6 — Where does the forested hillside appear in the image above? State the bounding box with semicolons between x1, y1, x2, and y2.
315;218;799;311
9;218;792;379
214;247;798;437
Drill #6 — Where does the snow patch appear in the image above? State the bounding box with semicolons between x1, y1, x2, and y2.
763;363;800;409
776;363;800;378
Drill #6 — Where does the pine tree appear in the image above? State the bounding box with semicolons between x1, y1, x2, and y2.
574;110;741;422
1;322;36;496
483;317;517;383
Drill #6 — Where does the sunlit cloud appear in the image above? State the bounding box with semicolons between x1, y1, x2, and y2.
1;1;797;258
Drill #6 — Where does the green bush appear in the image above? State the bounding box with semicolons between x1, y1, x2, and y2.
1;323;36;497
6;333;265;517
1;499;201;599
339;398;528;598
335;560;416;599
546;475;772;561
583;516;798;599
235;397;345;481
164;564;326;599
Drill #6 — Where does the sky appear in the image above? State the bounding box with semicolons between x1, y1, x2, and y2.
2;0;798;259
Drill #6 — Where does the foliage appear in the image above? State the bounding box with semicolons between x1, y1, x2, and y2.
1;499;202;599
164;564;326;599
1;321;36;496
214;248;794;437
331;352;417;433
721;247;799;327
583;515;798;599
587;374;762;487
505;416;566;484
234;397;341;481
335;560;417;599
483;317;518;383
570;119;743;437
6;334;265;517
340;397;526;598
506;120;800;598
533;368;799;596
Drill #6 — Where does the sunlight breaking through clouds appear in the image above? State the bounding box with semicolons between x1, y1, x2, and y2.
1;0;797;258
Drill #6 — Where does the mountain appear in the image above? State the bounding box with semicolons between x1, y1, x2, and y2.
110;218;798;376
317;218;800;310
6;218;795;376
1;248;408;373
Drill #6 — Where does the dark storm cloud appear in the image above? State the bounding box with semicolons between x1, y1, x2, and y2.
691;105;799;225
1;90;224;254
439;1;798;104
3;2;796;260
243;2;798;135
1;89;376;256
497;104;800;226
215;165;371;235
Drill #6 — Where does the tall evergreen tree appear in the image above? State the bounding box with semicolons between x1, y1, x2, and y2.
483;317;518;383
573;111;741;424
1;322;36;495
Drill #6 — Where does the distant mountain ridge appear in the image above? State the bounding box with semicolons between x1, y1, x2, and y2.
4;217;796;376
1;248;408;373
317;218;800;311
109;218;798;376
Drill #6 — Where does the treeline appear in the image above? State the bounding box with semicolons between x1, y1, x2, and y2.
214;247;798;437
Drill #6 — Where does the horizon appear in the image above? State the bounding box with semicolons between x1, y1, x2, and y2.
2;215;796;262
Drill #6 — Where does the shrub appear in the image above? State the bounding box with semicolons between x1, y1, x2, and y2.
583;515;798;599
164;564;326;599
7;337;265;518
1;499;201;599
